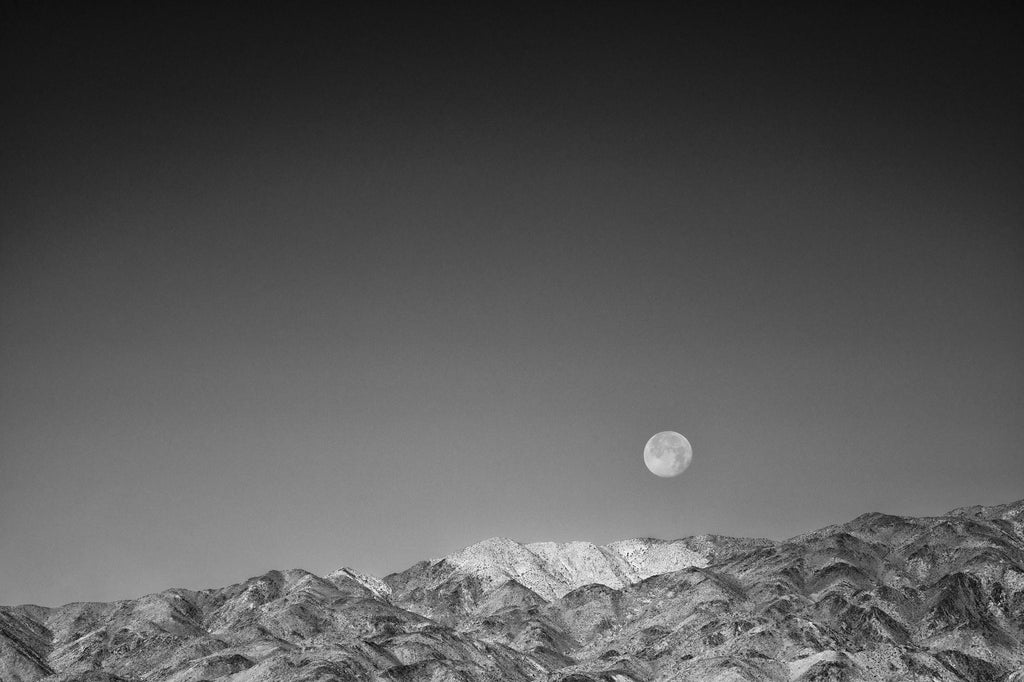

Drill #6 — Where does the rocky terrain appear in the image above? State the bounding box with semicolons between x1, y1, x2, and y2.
2;499;1023;681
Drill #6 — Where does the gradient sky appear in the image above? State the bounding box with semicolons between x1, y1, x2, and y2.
2;4;1022;607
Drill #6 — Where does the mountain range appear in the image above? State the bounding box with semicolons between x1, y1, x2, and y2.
2;498;1023;681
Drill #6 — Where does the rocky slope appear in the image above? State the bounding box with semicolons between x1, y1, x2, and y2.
2;499;1023;681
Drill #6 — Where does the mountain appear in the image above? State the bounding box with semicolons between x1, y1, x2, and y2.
3;499;1023;681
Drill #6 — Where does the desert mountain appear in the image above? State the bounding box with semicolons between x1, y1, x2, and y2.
2;499;1023;681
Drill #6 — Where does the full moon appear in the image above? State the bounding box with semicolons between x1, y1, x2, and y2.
643;431;693;478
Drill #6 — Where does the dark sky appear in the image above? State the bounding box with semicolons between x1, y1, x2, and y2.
2;4;1022;607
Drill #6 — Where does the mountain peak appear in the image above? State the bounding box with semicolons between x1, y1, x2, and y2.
325;566;393;599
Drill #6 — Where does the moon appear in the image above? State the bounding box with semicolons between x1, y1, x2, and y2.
644;431;693;478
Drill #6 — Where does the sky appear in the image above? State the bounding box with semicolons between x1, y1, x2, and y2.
1;4;1022;607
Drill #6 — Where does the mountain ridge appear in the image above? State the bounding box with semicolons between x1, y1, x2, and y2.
2;498;1023;681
